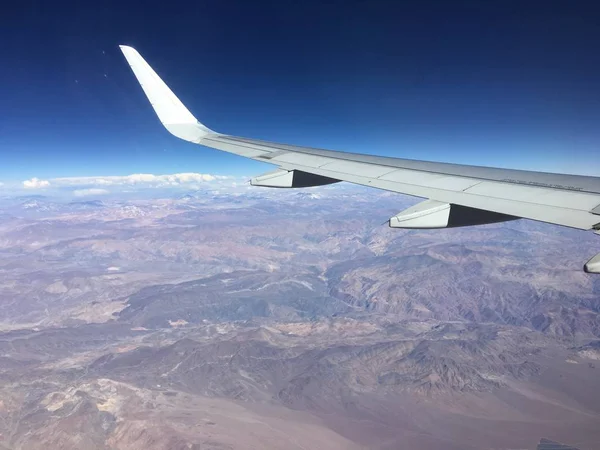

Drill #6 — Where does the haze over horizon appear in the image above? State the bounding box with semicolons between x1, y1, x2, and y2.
2;0;600;186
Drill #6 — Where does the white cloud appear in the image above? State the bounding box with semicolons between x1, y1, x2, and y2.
51;172;225;188
23;177;51;189
17;172;231;191
73;188;110;197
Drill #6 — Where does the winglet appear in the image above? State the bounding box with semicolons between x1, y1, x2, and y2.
119;45;215;142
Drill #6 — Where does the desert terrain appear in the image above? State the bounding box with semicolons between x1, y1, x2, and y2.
0;185;598;449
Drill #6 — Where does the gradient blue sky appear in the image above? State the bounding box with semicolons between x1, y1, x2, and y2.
2;0;600;183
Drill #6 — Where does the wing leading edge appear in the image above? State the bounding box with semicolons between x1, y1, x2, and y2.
119;45;600;272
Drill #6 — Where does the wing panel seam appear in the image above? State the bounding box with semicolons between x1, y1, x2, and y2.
206;136;481;182
213;135;600;194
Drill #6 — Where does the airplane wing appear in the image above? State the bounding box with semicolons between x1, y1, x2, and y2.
119;45;600;273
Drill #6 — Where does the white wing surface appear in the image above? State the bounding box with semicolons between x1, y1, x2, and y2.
119;45;600;272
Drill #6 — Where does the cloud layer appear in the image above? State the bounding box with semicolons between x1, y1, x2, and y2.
23;177;51;189
21;172;229;192
51;173;223;187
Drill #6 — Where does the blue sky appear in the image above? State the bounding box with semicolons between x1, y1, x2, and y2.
1;0;600;190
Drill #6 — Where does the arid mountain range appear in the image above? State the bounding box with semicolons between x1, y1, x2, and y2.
0;186;598;449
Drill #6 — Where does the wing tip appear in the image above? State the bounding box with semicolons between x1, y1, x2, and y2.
118;45;139;59
118;44;215;141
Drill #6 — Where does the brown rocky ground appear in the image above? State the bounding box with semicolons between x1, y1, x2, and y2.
0;188;597;449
